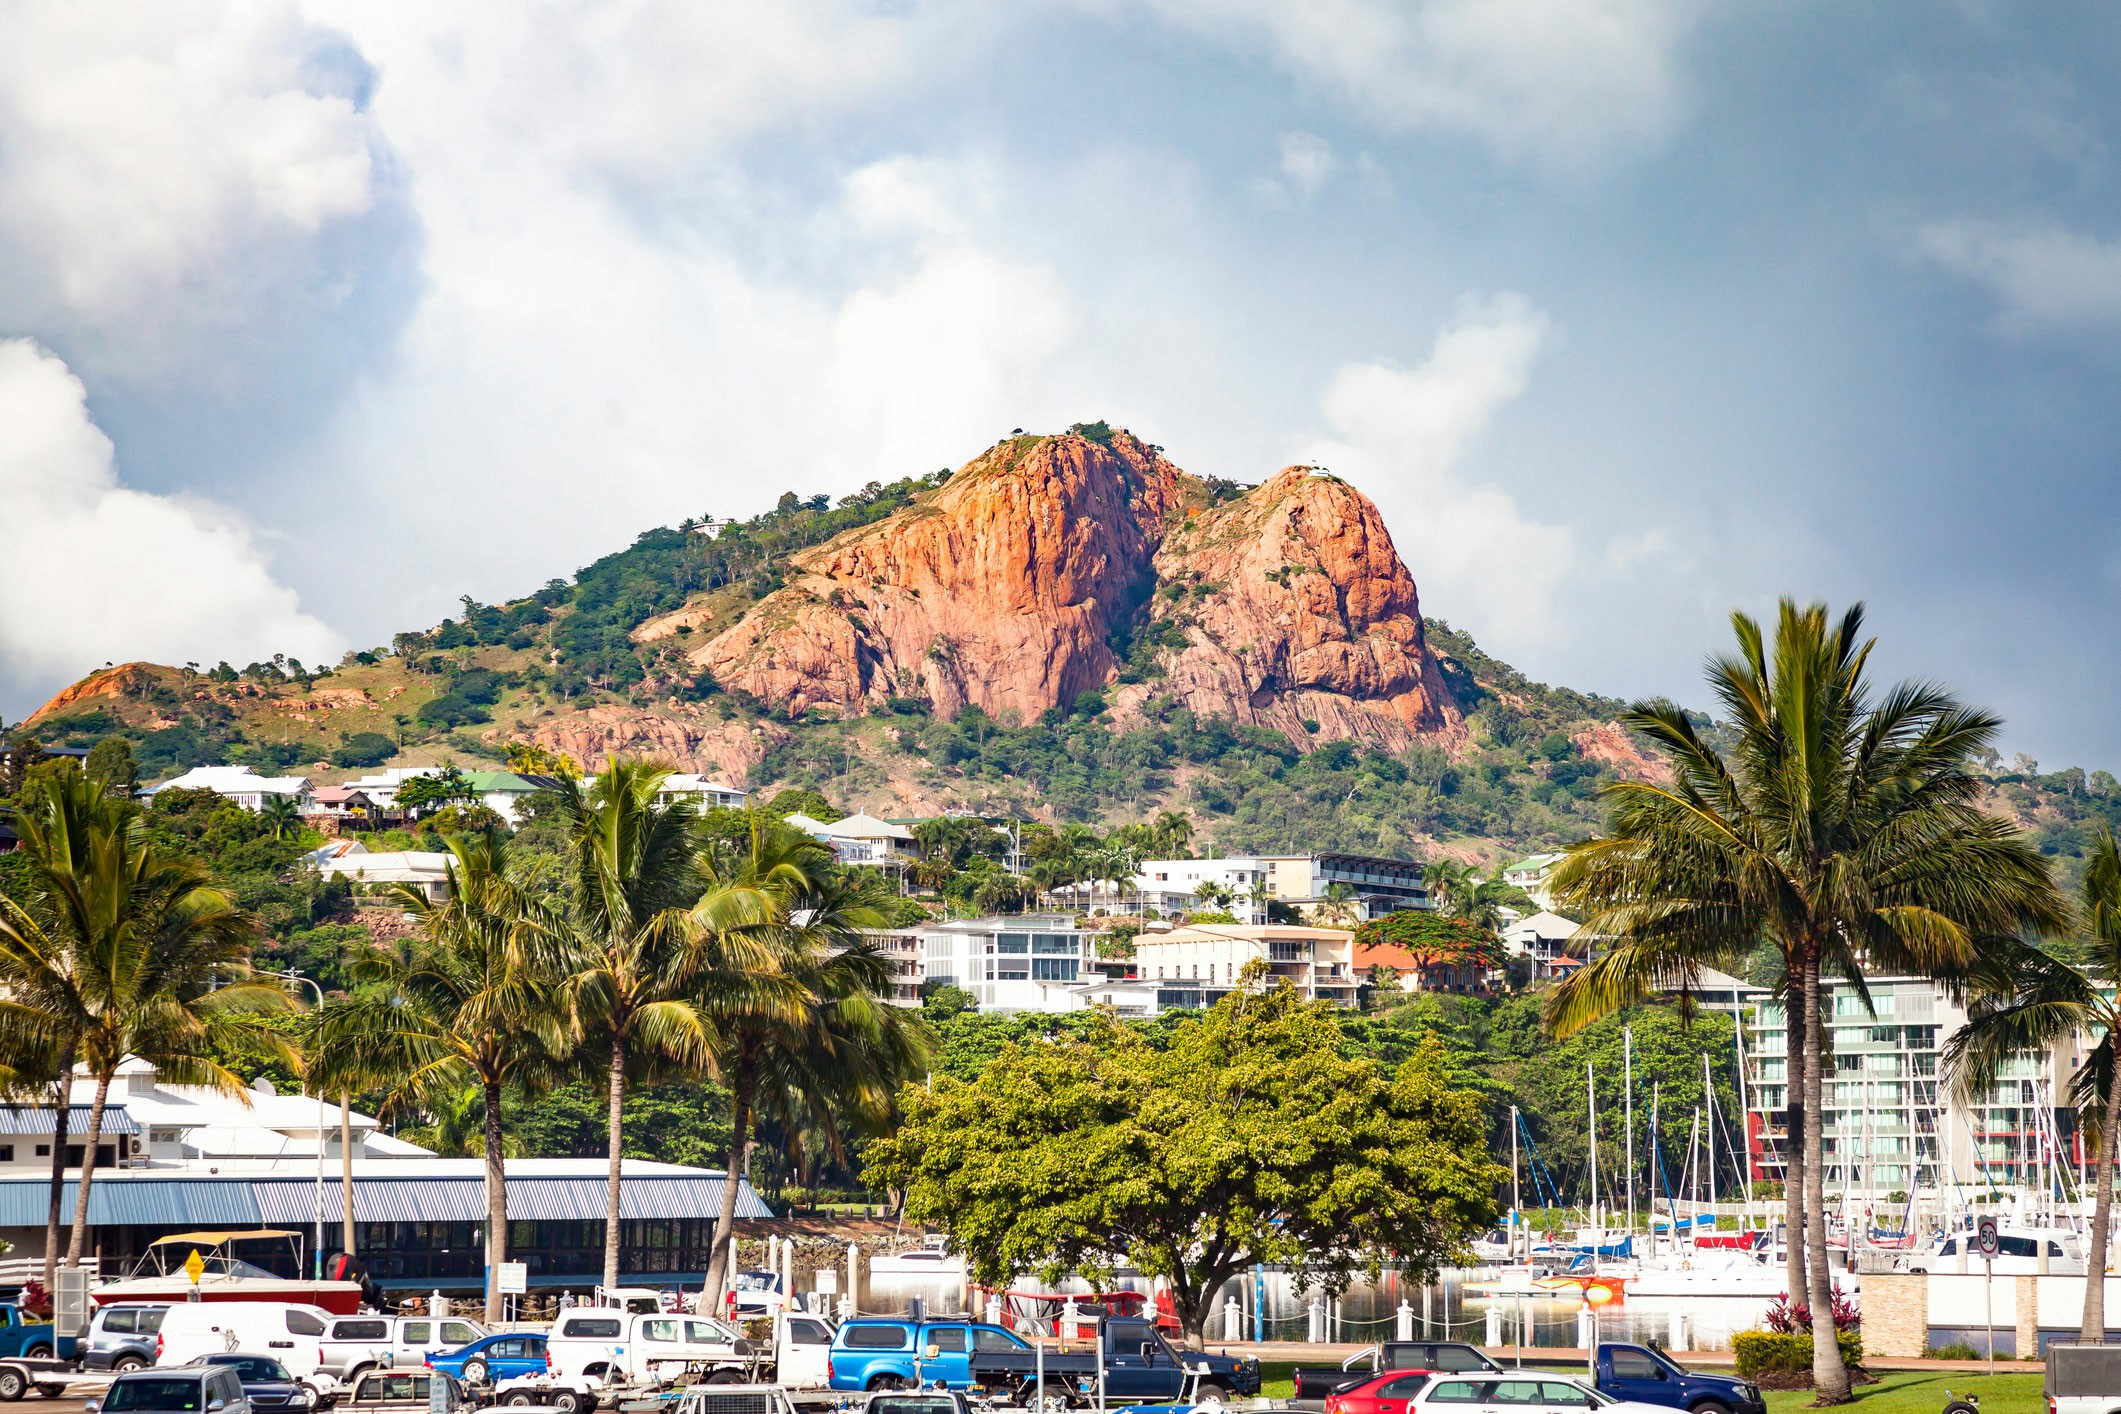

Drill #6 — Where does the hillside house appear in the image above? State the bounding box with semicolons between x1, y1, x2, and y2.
141;765;313;812
1134;924;1357;1007
656;774;748;810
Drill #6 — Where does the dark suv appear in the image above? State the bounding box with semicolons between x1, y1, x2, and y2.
91;1366;253;1414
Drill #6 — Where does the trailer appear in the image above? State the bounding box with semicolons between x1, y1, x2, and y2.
0;1360;116;1402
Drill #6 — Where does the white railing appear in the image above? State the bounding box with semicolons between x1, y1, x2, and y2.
0;1256;101;1284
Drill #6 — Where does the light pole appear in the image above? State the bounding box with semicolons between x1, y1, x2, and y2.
261;968;326;1280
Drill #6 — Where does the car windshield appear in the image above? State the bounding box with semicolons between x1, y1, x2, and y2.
107;1379;205;1412
217;1358;291;1382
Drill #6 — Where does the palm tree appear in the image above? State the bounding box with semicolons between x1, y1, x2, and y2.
1151;810;1195;859
325;830;572;1320
1421;859;1475;911
1543;600;2065;1403
260;793;303;841
0;771;295;1269
698;827;929;1300
1944;827;2121;1340
554;760;782;1295
1315;881;1362;928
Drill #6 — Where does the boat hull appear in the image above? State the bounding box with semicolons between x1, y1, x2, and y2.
92;1277;365;1314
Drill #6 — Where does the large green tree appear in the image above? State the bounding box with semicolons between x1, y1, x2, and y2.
864;982;1503;1346
1544;599;2066;1402
1944;826;2121;1341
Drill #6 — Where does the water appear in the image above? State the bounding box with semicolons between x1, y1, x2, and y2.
848;1267;1774;1352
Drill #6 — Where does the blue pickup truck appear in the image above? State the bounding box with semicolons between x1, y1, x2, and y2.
0;1304;76;1363
829;1317;1260;1404
1594;1343;1763;1414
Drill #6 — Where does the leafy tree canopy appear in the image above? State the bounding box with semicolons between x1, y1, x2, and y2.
1353;910;1503;969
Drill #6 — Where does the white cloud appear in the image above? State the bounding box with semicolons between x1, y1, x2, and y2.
0;1;382;370
0;340;341;687
1917;221;2121;333
1132;0;1698;164
1279;131;1340;194
1301;293;1576;641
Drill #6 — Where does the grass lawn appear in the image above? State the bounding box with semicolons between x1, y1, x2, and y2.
1762;1371;2043;1414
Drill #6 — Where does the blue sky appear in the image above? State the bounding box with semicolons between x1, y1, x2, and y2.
1;2;2117;767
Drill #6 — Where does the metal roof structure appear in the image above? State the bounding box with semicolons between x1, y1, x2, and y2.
0;1106;143;1136
0;1170;770;1229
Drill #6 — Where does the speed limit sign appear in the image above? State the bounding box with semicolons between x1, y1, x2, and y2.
1976;1215;2001;1258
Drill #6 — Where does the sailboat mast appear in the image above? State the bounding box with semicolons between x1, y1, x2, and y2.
1625;1026;1635;1239
1705;1052;1718;1222
1512;1106;1523;1261
1588;1060;1600;1237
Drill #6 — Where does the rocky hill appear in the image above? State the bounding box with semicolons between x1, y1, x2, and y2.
25;422;2117;871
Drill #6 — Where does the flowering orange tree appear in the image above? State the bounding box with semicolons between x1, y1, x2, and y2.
1353;911;1503;969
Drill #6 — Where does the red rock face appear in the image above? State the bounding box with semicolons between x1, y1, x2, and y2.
695;430;1184;719
24;662;163;722
1135;467;1461;749
519;705;785;783
698;437;1460;748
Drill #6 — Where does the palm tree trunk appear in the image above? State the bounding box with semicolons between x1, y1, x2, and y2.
702;1063;755;1306
2083;1066;2121;1341
1782;988;1809;1311
484;1077;508;1323
1800;953;1850;1401
65;1071;112;1267
339;1093;356;1263
41;1043;75;1295
603;1034;625;1297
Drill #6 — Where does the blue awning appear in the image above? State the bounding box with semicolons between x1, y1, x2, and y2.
0;1106;142;1136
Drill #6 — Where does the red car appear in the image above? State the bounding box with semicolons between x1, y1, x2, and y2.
1325;1370;1434;1414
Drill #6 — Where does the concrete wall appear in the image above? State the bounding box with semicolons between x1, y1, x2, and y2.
1863;1273;1930;1358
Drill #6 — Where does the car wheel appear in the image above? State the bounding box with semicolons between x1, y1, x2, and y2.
704;1371;744;1386
1195;1383;1230;1405
113;1357;149;1374
462;1359;490;1387
504;1394;537;1407
1691;1401;1732;1414
34;1388;64;1400
552;1391;588;1414
0;1368;28;1402
867;1376;907;1392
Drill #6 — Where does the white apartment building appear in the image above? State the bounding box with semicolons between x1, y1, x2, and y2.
656;774;748;810
1700;971;2085;1203
916;915;1097;1012
865;930;924;1006
141;765;312;811
1130;853;1431;923
1502;853;1565;909
1133;924;1357;1008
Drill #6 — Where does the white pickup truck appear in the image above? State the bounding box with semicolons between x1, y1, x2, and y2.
2046;1342;2121;1414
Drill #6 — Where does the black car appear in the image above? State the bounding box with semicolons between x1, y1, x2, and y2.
187;1354;314;1413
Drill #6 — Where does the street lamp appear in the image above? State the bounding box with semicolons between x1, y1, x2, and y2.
260;968;326;1281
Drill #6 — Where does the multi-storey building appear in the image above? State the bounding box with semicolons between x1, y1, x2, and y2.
915;915;1097;1011
1717;972;2080;1201
1133;924;1357;1008
1129;853;1430;923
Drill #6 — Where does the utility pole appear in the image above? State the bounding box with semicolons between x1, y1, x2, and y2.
1625;1026;1635;1239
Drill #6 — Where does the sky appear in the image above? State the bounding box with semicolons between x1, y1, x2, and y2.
1;2;2118;768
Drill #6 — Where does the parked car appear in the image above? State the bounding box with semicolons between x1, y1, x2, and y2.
773;1313;836;1390
156;1303;336;1380
385;1318;489;1372
0;1302;76;1362
545;1310;750;1384
317;1314;490;1380
1592;1345;1764;1414
827;1316;1259;1403
426;1333;549;1387
1388;1373;1670;1414
1324;1371;1435;1414
338;1370;463;1414
91;1366;253;1414
87;1304;173;1373
185;1354;315;1414
1294;1343;1503;1400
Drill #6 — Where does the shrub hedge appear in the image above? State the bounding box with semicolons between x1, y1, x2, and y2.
1733;1330;1865;1386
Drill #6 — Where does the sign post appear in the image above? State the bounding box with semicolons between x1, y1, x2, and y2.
185;1249;205;1304
1976;1216;2001;1373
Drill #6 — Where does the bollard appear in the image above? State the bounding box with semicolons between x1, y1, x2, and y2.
1485;1305;1503;1347
1668;1309;1687;1351
986;1293;1003;1325
429;1289;445;1317
1224;1299;1242;1342
1422;1284;1432;1338
1307;1296;1325;1343
1396;1301;1414;1341
1576;1307;1594;1352
848;1242;860;1313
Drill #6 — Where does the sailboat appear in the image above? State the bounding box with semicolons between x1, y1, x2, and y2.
92;1230;365;1313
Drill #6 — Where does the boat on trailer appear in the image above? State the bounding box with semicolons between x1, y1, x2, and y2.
91;1229;365;1313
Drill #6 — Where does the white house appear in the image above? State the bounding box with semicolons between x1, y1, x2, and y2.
915;915;1097;1012
141;766;312;812
340;766;435;807
1502;852;1565;909
309;840;454;901
657;774;748;810
1133;924;1357;1007
1129;858;1279;922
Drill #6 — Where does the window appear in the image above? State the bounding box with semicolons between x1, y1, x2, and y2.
643;1320;680;1342
925;1328;966;1353
1427;1381;1491;1403
105;1379;204;1412
401;1323;430;1345
34;1145;48;1157
1491;1381;1545;1405
140;1309;168;1334
561;1318;622;1339
972;1329;1025;1353
843;1326;911;1349
1609;1351;1663;1380
1999;1236;2038;1258
104;1310;138;1335
1542;1382;1594;1407
0;1146;11;1162
1431;1348;1496;1372
686;1322;730;1344
286;1310;326;1336
335;1319;390;1340
789;1320;832;1346
1379;1378;1430;1398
